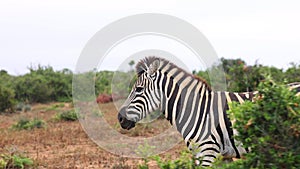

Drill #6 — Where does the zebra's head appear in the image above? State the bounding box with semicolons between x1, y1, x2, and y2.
118;57;161;130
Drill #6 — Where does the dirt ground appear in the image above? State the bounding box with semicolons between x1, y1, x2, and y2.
0;102;186;169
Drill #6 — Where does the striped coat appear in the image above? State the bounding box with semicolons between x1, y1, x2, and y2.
118;56;299;166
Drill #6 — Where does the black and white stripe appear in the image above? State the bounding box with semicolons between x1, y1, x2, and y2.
287;82;300;96
117;56;300;166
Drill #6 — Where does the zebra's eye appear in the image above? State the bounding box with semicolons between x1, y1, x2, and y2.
135;87;144;93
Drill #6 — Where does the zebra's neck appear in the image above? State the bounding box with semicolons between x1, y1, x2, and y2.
157;65;211;130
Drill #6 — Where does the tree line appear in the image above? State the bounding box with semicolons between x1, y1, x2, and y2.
195;58;300;92
1;58;300;112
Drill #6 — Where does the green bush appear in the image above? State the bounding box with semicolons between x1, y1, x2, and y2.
13;65;72;103
228;79;300;168
73;71;96;101
14;74;53;103
12;118;46;130
285;63;300;83
0;84;16;112
95;71;114;95
194;58;300;92
0;152;33;169
54;110;78;121
152;150;197;169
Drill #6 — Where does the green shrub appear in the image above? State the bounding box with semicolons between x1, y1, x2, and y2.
0;84;16;112
13;65;72;103
95;71;114;95
54;110;78;121
14;74;53;103
73;71;96;101
12;118;46;130
285;63;300;83
152;150;197;169
0;151;33;169
228;78;300;168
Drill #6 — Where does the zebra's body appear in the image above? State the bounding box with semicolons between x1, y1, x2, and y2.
117;56;300;166
287;82;300;96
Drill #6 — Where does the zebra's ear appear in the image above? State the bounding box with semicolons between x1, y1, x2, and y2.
147;59;160;75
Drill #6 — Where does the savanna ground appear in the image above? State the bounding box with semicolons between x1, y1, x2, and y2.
0;102;186;169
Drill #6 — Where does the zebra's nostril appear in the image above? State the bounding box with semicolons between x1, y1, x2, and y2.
118;113;124;123
119;117;123;123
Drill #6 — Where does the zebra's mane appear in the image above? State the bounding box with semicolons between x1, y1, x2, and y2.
136;56;211;91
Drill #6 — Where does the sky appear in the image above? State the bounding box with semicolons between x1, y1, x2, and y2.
0;0;300;75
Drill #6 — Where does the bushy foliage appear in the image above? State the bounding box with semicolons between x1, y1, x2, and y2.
194;58;292;92
0;70;16;112
0;152;33;169
0;58;299;111
54;110;78;121
0;66;72;107
152;150;197;169
228;79;300;168
95;71;114;95
136;142;202;169
285;63;300;83
73;71;98;102
0;84;16;112
12;118;46;130
14;73;54;103
13;65;72;103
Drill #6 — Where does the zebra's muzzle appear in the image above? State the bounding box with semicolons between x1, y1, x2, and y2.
118;110;136;130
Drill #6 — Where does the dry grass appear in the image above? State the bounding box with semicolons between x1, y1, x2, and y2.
0;102;186;168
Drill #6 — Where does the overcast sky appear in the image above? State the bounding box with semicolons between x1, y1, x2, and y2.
1;0;299;75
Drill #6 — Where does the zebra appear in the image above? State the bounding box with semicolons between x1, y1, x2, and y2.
117;56;300;166
287;82;300;96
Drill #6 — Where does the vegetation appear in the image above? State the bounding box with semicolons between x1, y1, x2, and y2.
14;66;73;103
12;118;46;130
0;152;33;169
194;58;300;92
95;71;114;95
135;141;156;169
0;147;33;169
151;150;196;169
54;110;78;121
1;58;299;113
134;79;300;169
0;58;300;168
0;66;72;112
0;83;16;112
226;78;300;168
